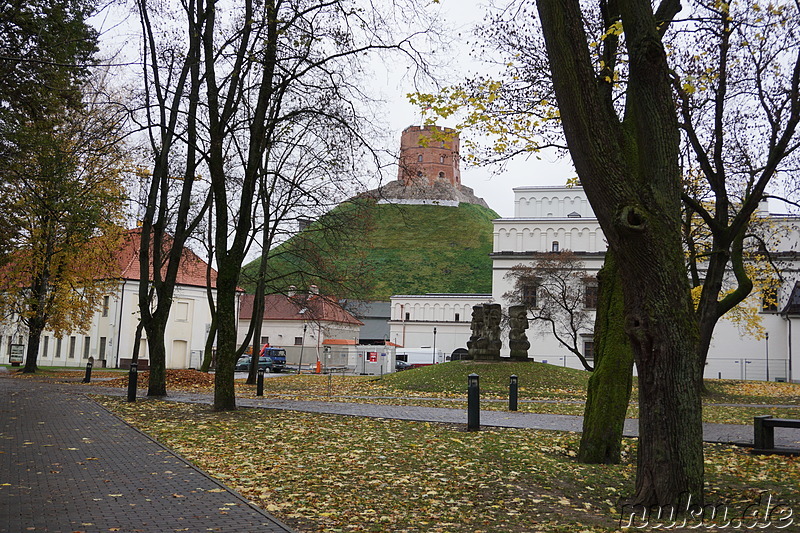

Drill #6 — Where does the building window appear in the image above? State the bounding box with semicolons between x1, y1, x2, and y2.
438;171;445;179
404;312;410;321
55;338;62;358
294;337;303;345
454;313;460;322
417;154;423;162
174;301;189;322
83;336;91;358
583;339;595;361
261;336;269;345
102;296;110;317
551;241;560;252
68;337;76;358
584;280;598;309
522;283;538;308
42;336;49;358
416;171;423;177
440;154;446;163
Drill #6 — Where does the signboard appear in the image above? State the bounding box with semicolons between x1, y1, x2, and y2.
9;344;24;365
367;352;378;363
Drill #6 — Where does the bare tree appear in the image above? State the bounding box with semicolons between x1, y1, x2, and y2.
504;251;596;370
132;0;212;396
132;0;439;409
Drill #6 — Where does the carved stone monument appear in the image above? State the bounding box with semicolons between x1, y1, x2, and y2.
466;305;484;360
483;303;503;360
508;305;530;360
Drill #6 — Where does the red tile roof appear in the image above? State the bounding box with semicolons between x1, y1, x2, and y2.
116;228;217;288
239;293;364;326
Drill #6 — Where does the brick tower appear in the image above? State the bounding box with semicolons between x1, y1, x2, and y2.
397;125;461;187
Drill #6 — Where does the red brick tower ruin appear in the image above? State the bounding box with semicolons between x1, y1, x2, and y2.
397;125;461;187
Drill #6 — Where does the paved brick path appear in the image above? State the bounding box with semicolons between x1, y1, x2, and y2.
0;378;295;533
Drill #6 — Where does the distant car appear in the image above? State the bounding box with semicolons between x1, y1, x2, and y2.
235;356;253;371
235;355;286;373
395;360;413;371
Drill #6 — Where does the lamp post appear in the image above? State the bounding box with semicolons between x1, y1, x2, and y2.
297;323;307;374
432;327;437;365
467;373;480;431
766;331;770;382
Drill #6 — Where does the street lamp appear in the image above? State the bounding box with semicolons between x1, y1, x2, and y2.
297;323;307;374
766;332;770;382
432;327;437;364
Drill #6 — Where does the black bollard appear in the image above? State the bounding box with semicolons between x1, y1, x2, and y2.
257;367;264;396
82;359;94;383
127;362;138;403
509;374;518;411
467;373;480;431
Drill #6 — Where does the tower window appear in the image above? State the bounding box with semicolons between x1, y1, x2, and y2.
438;172;445;179
440;155;446;163
417;154;423;162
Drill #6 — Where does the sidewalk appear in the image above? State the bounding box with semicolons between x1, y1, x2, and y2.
0;377;296;533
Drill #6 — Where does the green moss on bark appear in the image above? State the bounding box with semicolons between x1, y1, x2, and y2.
578;251;634;463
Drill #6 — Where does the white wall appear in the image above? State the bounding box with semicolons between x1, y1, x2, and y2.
1;280;218;369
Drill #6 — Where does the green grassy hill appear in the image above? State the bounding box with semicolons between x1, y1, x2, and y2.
241;200;499;300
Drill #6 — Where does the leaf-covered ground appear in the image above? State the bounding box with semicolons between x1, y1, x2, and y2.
97;397;799;533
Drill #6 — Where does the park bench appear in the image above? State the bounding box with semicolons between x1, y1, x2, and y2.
752;415;800;455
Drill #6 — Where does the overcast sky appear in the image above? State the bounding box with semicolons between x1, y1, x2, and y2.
93;0;575;219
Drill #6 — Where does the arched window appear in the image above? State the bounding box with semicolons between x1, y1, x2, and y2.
440;154;446;163
552;241;560;252
417;154;423;162
438;171;445;179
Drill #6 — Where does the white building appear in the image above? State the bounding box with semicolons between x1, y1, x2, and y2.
1;229;218;370
492;186;799;382
386;185;799;382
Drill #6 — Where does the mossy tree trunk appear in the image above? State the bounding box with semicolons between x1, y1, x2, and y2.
538;0;704;506
578;251;634;464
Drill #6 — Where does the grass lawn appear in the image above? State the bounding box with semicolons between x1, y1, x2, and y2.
83;361;800;532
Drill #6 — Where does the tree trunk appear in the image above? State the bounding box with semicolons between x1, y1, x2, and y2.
537;0;704;506
144;315;168;397
213;265;239;410
200;316;217;372
22;319;44;374
578;251;634;463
